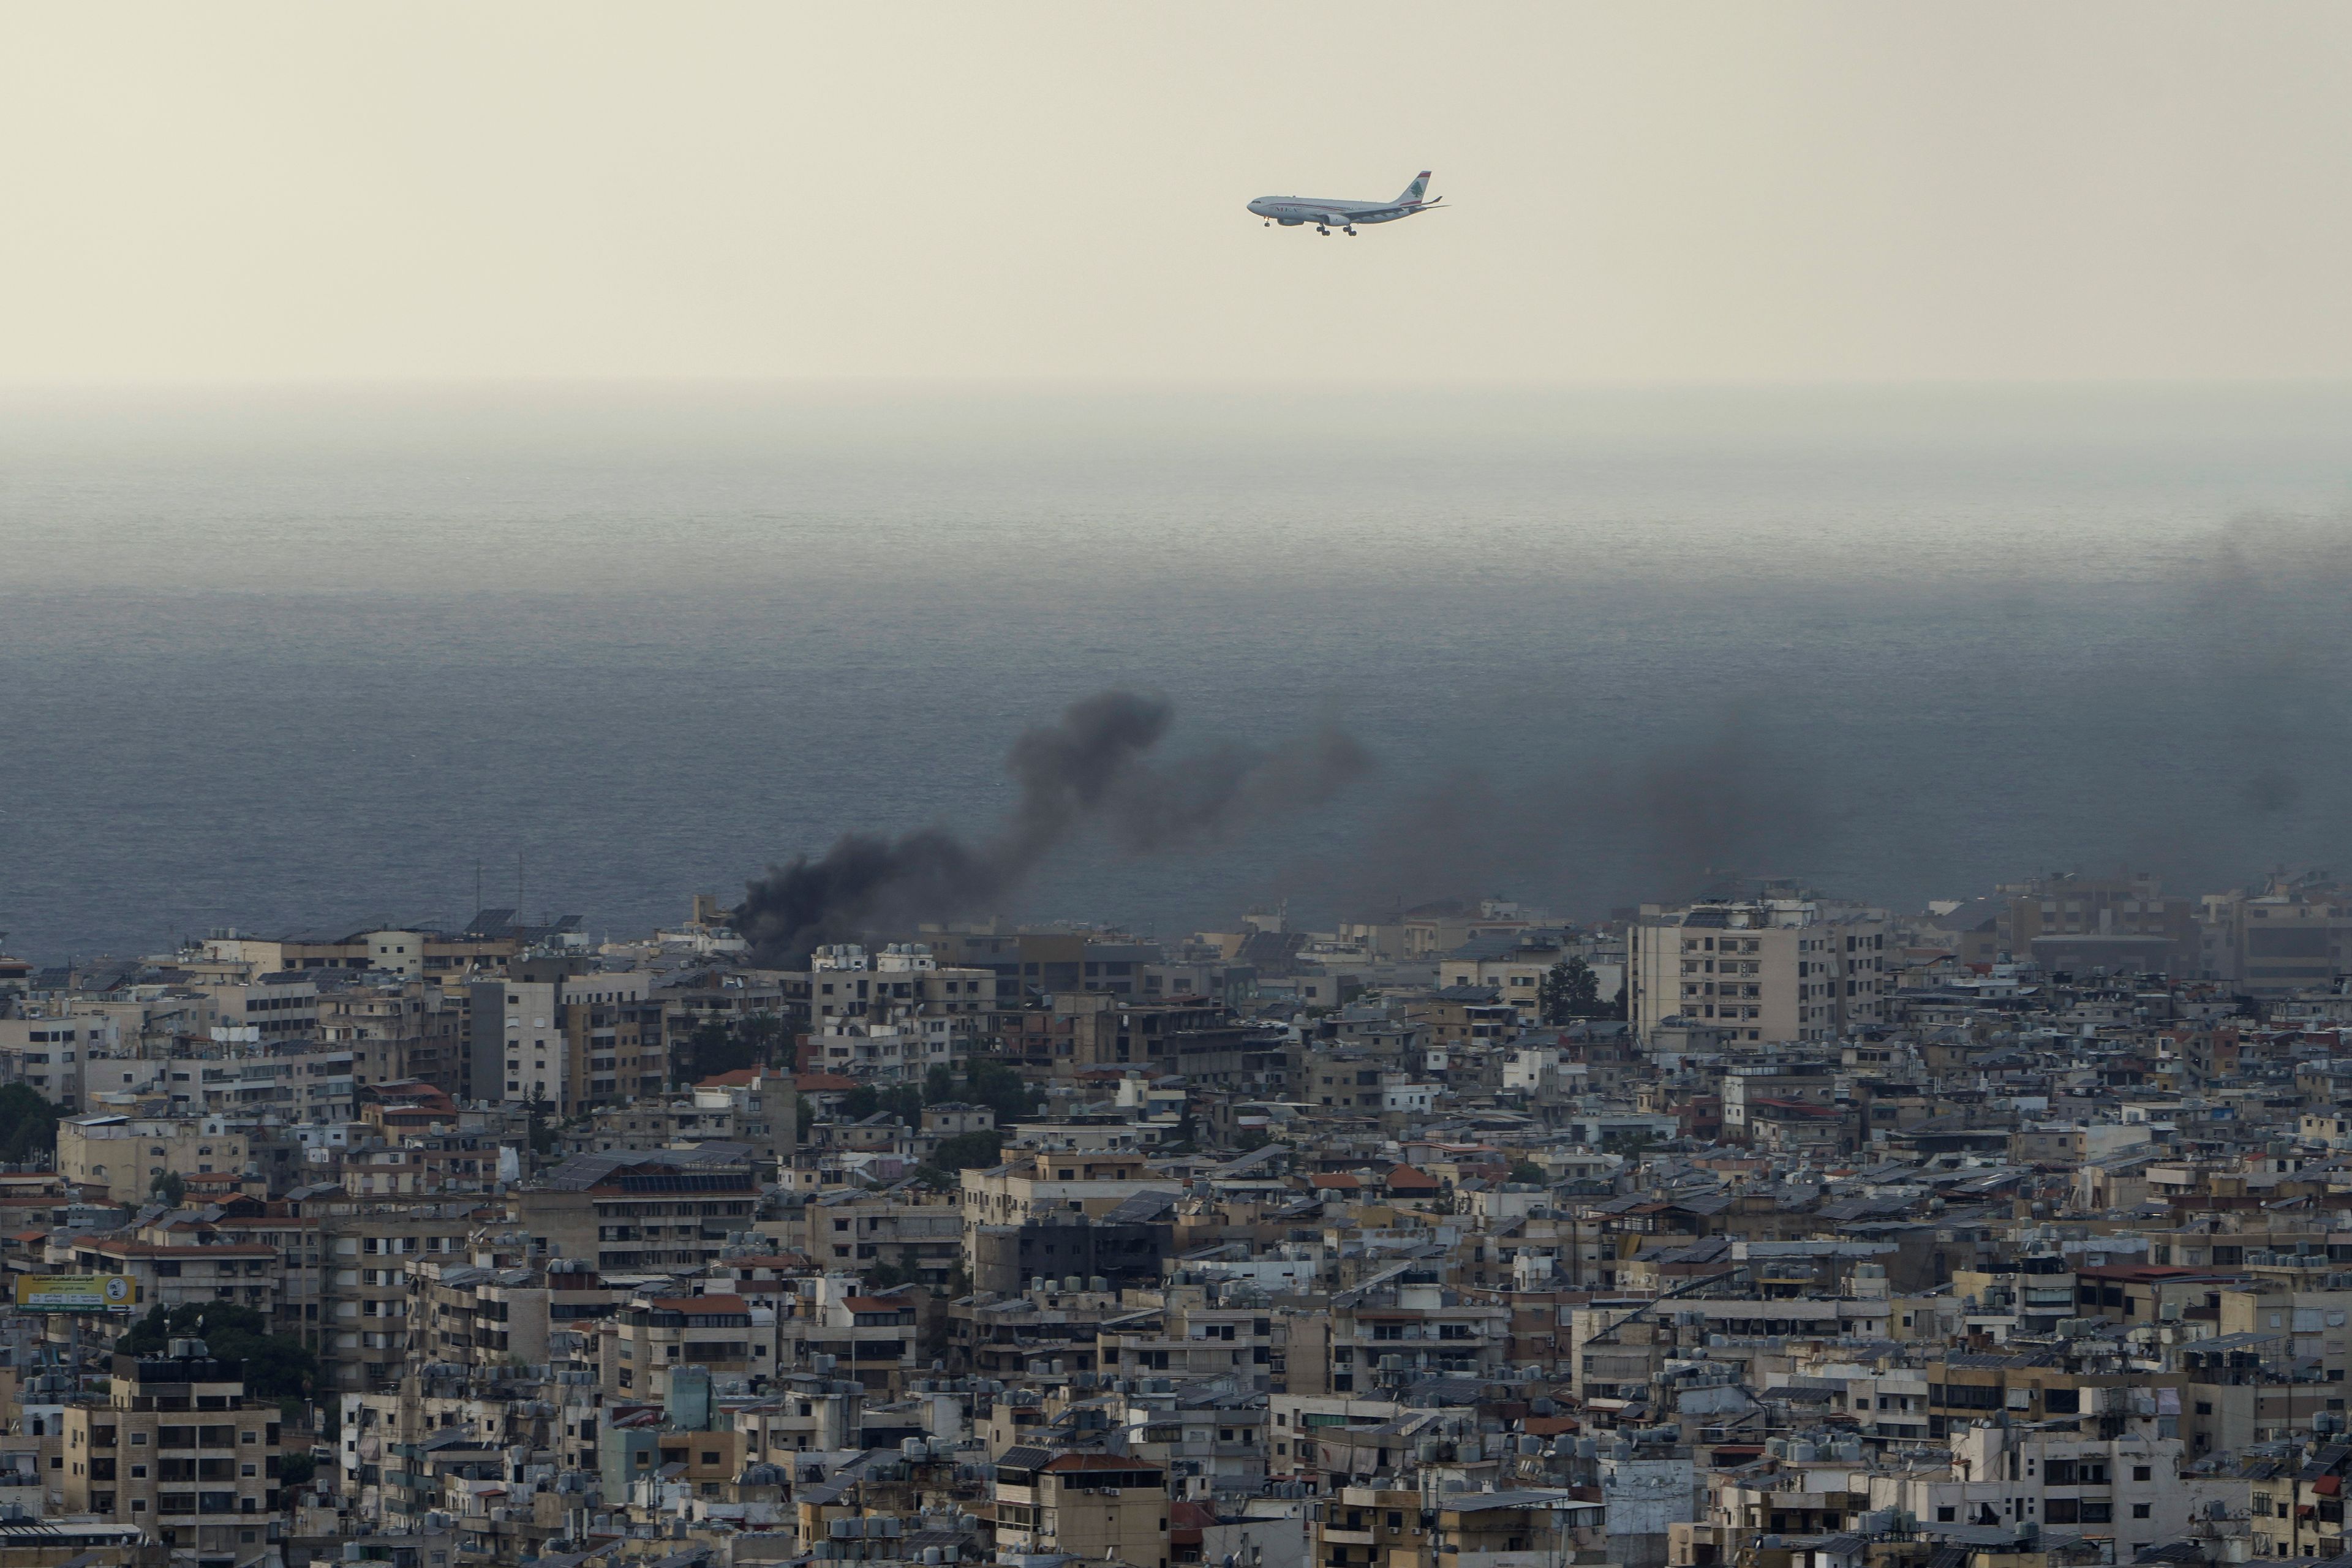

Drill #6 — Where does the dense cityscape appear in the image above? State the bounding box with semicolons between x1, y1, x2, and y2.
0;865;2348;1568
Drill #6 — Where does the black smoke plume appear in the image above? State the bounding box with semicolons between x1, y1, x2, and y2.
1277;709;1823;925
734;690;1367;964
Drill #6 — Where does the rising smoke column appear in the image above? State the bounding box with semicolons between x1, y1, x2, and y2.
733;690;1368;964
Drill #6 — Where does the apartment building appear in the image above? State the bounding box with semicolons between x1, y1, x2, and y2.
1718;1058;1838;1145
1630;899;1890;1044
596;1292;774;1401
1998;871;2202;979
197;974;321;1045
991;1448;1169;1568
2204;884;2352;996
1305;1484;1430;1568
415;1258;624;1371
1283;1275;1511;1400
727;1374;865;1456
1096;1298;1276;1391
516;1147;761;1275
803;1186;963;1286
801;945;993;1082
959;1149;1185;1273
198;925;516;981
183;1050;358;1123
314;979;470;1096
318;1202;497;1393
58;1341;284;1564
1871;1418;2191;1565
66;1236;279;1316
557;972;660;1106
1119;1392;1265;1500
1438;929;1624;1023
0;1012;115;1106
464;967;674;1110
785;1280;922;1392
805;944;998;1024
57;1116;251;1204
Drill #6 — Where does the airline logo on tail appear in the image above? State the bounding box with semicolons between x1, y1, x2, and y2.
1400;171;1431;205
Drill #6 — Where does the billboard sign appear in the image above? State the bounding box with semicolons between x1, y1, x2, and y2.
13;1275;135;1311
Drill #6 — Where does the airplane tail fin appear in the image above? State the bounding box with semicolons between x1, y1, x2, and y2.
1397;170;1431;205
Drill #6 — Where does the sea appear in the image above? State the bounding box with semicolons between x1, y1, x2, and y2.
5;382;2352;962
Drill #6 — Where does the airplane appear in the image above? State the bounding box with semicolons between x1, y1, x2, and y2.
1248;171;1440;236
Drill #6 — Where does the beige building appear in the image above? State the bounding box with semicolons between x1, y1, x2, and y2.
992;1449;1169;1568
595;1292;772;1401
1629;898;1890;1044
58;1343;282;1564
57;1117;251;1204
1437;932;1626;1023
197;928;514;981
958;1149;1185;1272
1308;1485;1431;1568
65;1237;278;1317
314;1202;496;1393
513;1148;761;1275
2202;884;2352;995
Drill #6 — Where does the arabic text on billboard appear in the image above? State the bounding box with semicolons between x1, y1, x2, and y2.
13;1275;134;1311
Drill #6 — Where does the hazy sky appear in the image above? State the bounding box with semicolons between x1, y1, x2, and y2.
5;3;2351;383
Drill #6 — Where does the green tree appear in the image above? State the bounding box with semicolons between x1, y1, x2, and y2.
963;1061;1042;1123
0;1084;60;1165
1539;958;1604;1024
737;1011;786;1068
278;1452;317;1488
841;1085;881;1121
116;1303;318;1400
922;1065;956;1104
526;1095;559;1158
866;1260;908;1290
883;1084;926;1125
796;1096;816;1136
924;1129;1005;1174
150;1171;186;1207
1161;1110;1199;1155
1507;1160;1547;1185
676;1019;754;1086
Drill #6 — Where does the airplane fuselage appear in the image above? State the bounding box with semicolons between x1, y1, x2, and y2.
1247;173;1437;233
1246;197;1425;227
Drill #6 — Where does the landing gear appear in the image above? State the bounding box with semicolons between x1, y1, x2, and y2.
1316;225;1330;235
1344;227;1357;236
1264;220;1272;227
